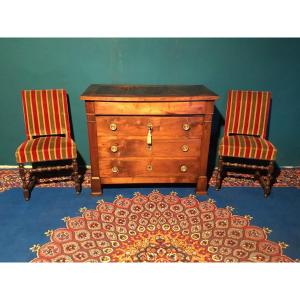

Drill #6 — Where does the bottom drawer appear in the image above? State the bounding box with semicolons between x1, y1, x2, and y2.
99;158;200;178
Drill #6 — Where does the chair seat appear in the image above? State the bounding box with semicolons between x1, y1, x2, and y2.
219;135;277;161
15;136;77;163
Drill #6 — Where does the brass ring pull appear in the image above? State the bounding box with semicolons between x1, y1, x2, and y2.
112;166;119;173
110;123;117;131
180;165;188;172
182;123;190;131
181;145;189;152
111;145;118;153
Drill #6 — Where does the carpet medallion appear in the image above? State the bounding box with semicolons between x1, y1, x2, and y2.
30;191;294;262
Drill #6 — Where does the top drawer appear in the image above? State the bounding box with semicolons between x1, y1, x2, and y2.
96;116;204;138
94;101;208;115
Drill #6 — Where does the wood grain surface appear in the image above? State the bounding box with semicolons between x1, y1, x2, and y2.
81;84;219;195
98;137;202;158
80;84;218;102
99;158;200;177
96;116;204;138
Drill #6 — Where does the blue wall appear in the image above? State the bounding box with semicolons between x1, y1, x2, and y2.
0;38;299;165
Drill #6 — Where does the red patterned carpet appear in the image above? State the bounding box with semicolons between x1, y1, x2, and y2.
1;168;300;193
30;191;294;262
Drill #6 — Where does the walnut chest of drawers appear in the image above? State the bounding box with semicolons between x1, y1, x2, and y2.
80;84;219;195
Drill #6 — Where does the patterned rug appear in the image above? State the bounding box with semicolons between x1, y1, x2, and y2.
1;168;300;193
30;190;294;262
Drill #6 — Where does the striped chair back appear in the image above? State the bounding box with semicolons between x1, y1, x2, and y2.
21;89;71;139
224;90;271;139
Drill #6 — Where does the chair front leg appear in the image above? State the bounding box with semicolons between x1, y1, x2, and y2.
72;158;81;194
18;164;30;201
215;155;224;191
264;160;275;197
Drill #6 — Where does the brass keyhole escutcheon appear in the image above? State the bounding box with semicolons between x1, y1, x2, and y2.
182;123;190;131
110;123;117;131
180;165;188;172
181;144;189;152
112;166;119;173
147;164;153;171
111;145;118;153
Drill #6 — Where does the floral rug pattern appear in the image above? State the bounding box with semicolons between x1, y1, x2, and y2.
30;191;294;262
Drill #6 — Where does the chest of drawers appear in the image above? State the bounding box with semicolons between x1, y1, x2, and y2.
80;84;218;195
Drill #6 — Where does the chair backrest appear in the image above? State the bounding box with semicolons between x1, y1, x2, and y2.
224;90;271;139
21;89;71;139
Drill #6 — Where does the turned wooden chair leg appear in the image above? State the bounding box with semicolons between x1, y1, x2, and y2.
264;160;275;198
72;158;81;194
255;161;275;198
18;164;30;201
215;155;224;191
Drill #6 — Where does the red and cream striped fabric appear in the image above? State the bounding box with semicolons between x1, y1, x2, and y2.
15;136;77;163
16;89;77;164
21;89;71;139
224;90;271;139
219;135;277;161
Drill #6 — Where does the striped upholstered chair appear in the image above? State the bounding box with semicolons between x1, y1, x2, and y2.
15;89;81;200
215;90;277;197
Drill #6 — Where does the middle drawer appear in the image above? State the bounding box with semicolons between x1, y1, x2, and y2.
98;137;202;158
